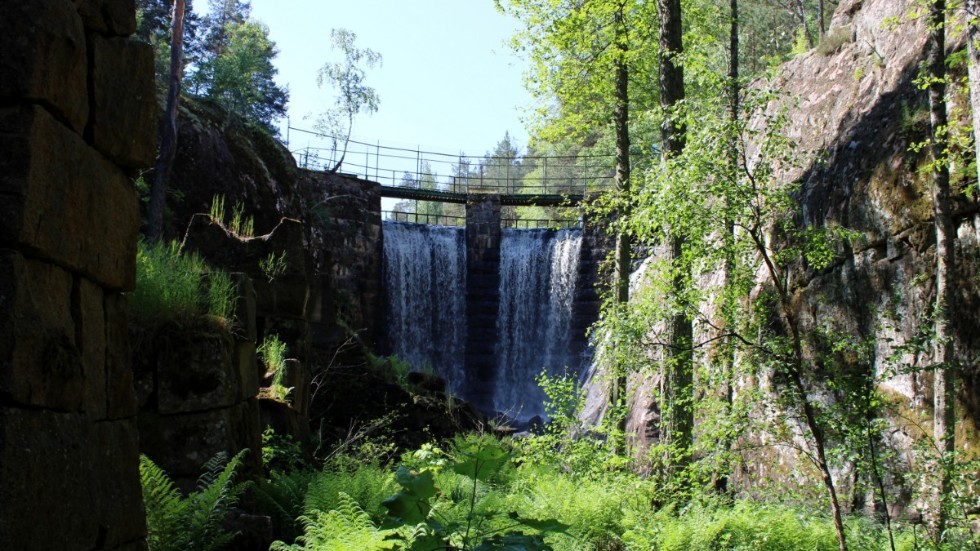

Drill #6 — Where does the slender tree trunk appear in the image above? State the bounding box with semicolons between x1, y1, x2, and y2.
612;2;632;453
926;0;956;542
715;0;739;497
819;0;826;39
658;0;693;463
147;0;187;241
774;298;849;551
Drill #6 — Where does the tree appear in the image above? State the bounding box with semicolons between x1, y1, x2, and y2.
925;0;956;541
314;29;382;173
657;0;695;469
203;20;288;130
136;0;202;88
147;0;187;241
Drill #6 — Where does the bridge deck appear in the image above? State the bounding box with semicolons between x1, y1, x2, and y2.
379;186;583;207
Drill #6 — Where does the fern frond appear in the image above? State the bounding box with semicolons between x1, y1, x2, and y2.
255;469;314;542
189;450;249;551
140;454;189;551
278;493;398;550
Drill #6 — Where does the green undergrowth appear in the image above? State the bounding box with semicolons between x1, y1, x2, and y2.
260;431;941;551
129;239;236;328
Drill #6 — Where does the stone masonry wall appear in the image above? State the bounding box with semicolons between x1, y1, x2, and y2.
464;195;502;414
300;171;384;350
0;1;155;549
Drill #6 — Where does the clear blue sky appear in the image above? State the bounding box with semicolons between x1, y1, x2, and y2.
243;0;533;157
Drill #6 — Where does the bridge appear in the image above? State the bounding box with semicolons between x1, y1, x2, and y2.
287;126;617;211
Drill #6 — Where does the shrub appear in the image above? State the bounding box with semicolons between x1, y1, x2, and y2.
130;239;236;327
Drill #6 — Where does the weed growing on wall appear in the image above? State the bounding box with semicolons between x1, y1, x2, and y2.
259;335;293;402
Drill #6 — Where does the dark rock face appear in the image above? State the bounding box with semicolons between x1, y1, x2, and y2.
162;99;305;241
0;1;152;548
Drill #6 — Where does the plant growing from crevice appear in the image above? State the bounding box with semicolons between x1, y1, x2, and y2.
259;334;293;403
208;194;255;238
260;250;289;281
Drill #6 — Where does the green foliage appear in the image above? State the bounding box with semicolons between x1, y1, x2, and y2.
208;194;255;238
261;250;289;281
259;335;293;402
313;28;381;169
254;468;316;544
130;239;236;327
271;493;399;551
514;371;628;476
262;427;307;473
140;451;248;551
621;501;908;551
304;456;397;523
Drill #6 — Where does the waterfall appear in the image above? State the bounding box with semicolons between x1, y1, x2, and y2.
495;228;583;420
382;221;466;392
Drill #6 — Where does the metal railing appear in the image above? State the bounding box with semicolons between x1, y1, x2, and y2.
502;218;582;230
382;210;466;226
288;125;618;196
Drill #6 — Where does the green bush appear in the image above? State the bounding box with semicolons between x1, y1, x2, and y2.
129;239;236;327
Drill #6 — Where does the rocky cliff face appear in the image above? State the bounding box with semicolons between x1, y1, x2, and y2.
763;0;979;428
612;0;979;511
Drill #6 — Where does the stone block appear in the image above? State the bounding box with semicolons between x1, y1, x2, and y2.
0;250;85;411
90;35;156;167
155;329;239;414
0;105;139;290
138;399;262;486
73;276;107;418
231;272;257;342
281;358;308;414
0;1;88;133
0;407;145;551
254;276;310;319
235;340;259;401
77;0;136;36
106;292;138;419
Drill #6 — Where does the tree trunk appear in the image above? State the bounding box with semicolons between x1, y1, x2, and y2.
715;0;739;497
658;0;693;462
927;0;956;542
612;2;632;453
819;0;826;39
147;0;187;241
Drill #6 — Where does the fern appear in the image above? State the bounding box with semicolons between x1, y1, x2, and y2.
140;455;187;551
140;451;249;551
271;492;398;551
254;469;315;542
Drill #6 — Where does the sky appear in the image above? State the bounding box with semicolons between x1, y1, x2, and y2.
241;0;534;159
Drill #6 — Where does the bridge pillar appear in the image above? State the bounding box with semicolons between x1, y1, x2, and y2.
464;194;501;414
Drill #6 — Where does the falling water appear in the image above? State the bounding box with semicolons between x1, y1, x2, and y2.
382;221;467;392
495;228;584;420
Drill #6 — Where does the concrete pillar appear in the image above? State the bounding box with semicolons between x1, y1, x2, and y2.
464;194;502;414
